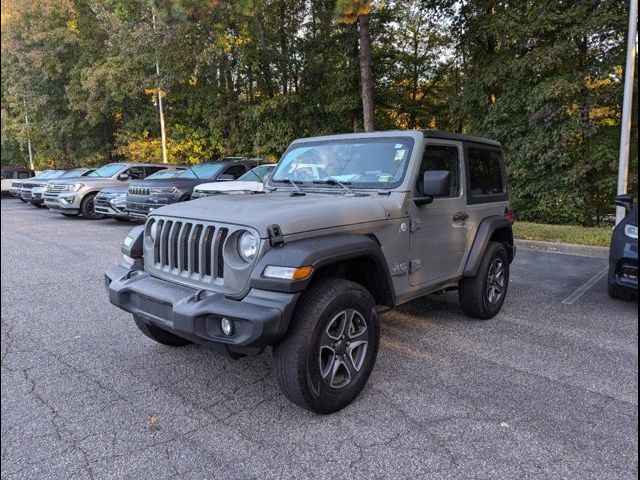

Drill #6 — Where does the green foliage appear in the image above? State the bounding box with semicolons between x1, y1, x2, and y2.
513;222;612;247
1;0;636;224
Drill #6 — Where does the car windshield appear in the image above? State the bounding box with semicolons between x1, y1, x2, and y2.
47;170;68;179
238;165;275;182
32;170;53;179
88;163;124;178
270;137;414;189
60;168;86;178
145;170;181;180
178;164;224;179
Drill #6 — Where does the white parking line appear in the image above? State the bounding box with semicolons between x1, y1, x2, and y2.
561;266;609;305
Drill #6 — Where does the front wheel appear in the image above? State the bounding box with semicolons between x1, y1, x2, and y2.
608;282;635;301
273;278;380;414
459;241;510;319
80;193;103;219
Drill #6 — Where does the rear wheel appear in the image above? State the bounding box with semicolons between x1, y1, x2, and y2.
80;193;103;219
133;316;191;347
273;278;379;414
459;241;510;319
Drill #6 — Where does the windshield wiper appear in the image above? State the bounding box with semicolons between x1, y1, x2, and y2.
313;178;355;195
188;166;200;179
272;178;305;196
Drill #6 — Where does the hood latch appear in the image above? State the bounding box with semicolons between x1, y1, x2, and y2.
268;224;285;247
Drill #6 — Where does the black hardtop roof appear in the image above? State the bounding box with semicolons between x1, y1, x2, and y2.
1;166;34;172
421;130;501;148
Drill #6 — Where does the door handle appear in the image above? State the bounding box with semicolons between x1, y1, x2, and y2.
453;211;469;222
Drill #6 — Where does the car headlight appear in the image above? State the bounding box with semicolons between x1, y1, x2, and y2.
150;187;178;194
149;221;159;241
71;183;84;192
237;231;258;262
625;224;638;239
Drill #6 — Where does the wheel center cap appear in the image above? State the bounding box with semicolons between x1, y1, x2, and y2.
334;339;346;356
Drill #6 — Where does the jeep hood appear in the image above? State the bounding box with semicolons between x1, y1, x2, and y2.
154;191;405;237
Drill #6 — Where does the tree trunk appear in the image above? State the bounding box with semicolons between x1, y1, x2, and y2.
358;14;375;132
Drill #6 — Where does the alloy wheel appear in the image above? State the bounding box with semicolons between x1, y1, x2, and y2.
486;258;506;304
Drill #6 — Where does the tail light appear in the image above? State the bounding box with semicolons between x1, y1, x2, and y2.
505;207;515;223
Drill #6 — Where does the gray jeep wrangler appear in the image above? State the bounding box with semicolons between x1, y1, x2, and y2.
105;130;515;413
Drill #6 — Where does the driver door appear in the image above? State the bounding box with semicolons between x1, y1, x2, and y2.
409;142;471;287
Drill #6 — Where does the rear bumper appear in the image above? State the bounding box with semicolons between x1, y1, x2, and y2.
105;264;300;355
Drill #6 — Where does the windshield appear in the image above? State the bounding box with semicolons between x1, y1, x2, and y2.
60;168;87;178
146;170;181;180
33;170;54;179
47;170;67;179
178;163;224;179
238;165;275;182
88;163;124;178
270;137;414;189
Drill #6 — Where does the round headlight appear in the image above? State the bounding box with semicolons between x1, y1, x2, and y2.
149;221;159;241
237;231;258;262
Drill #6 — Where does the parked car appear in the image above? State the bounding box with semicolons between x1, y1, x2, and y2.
125;159;256;219
9;170;60;200
23;168;95;207
190;164;276;198
44;162;172;219
20;169;69;204
608;194;638;300
95;169;186;221
1;167;35;196
105;130;516;414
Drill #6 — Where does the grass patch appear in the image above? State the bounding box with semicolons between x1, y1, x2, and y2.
513;222;611;247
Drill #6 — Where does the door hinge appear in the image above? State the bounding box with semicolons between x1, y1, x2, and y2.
409;259;422;273
267;224;284;247
410;219;422;232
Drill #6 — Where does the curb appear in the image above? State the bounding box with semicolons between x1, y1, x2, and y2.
515;239;609;259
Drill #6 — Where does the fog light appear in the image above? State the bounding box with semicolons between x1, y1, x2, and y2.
220;317;234;336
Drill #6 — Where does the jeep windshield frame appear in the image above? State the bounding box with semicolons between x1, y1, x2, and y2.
269;136;415;190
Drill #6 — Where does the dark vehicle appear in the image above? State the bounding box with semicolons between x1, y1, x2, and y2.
95;169;186;221
126;160;256;219
106;130;515;413
23;168;95;207
2;167;35;197
608;194;638;300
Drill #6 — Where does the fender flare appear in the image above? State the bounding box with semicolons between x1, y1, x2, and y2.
250;234;395;301
463;216;514;277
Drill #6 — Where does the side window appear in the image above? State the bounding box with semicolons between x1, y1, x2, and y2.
18;172;31;178
125;166;145;180
417;145;460;197
467;147;504;198
224;165;248;180
144;166;166;177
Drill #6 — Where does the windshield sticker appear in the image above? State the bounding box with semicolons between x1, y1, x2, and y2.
378;175;391;182
394;149;405;161
395;144;403;149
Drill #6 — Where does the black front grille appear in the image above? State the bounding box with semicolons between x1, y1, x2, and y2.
150;219;228;279
129;186;151;196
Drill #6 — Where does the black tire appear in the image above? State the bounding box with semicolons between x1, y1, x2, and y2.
114;217;130;223
80;192;103;219
29;201;45;208
133;315;191;347
61;212;79;217
19;198;27;203
608;282;635;301
273;278;380;414
459;241;510;320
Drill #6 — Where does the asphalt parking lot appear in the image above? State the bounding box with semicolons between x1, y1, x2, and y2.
1;199;637;480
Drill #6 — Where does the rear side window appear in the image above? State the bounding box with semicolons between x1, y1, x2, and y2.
223;165;248;179
466;146;506;204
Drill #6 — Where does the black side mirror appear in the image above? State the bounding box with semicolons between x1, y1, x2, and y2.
615;194;634;213
117;173;129;181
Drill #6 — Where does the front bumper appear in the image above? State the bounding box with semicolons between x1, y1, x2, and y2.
105;264;300;355
44;192;81;213
126;196;174;219
95;196;129;218
609;239;638;292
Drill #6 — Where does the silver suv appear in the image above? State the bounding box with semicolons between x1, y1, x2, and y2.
45;162;171;219
105;130;515;413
